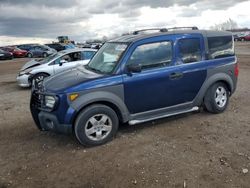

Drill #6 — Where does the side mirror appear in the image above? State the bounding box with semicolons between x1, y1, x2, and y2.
127;64;142;73
59;59;67;66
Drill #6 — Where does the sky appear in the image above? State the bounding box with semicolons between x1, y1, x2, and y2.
0;0;250;45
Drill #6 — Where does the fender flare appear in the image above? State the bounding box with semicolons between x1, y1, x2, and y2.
70;91;130;123
194;73;234;106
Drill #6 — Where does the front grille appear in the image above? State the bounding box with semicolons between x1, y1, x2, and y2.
31;78;45;93
31;91;45;109
31;78;45;110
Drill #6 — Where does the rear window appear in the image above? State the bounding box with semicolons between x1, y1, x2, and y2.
208;36;234;59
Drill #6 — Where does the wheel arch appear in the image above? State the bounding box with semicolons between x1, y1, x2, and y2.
70;91;130;127
194;73;234;106
29;72;51;82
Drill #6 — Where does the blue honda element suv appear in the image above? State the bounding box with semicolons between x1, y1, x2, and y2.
30;27;238;146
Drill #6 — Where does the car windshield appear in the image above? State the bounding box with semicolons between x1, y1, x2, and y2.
0;49;4;53
15;47;22;51
85;42;127;74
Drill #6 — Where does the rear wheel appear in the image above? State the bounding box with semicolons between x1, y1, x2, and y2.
27;53;33;58
74;104;119;146
43;52;48;58
204;82;229;114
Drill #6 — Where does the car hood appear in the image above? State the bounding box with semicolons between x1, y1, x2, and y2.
21;59;41;71
44;66;101;92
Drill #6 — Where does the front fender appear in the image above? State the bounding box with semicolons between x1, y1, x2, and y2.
70;89;130;123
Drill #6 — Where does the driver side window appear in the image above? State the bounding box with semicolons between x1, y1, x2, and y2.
128;41;173;70
54;52;81;64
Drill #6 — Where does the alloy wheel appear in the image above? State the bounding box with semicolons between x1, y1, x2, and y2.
215;86;227;108
85;114;112;141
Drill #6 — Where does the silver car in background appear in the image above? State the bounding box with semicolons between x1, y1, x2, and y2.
16;48;97;87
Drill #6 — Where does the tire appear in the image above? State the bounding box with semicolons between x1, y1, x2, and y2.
27;53;33;58
43;52;48;58
204;82;229;114
32;73;49;88
74;104;119;146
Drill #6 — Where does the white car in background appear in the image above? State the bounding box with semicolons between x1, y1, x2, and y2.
16;48;97;87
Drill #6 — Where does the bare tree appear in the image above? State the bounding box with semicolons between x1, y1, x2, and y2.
210;19;238;30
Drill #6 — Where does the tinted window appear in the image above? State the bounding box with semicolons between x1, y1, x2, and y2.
178;38;202;64
208;36;234;59
128;41;172;70
81;51;95;60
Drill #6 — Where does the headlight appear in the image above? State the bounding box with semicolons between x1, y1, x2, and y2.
45;95;56;109
19;70;31;76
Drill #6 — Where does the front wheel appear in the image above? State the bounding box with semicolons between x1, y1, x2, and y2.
32;73;49;88
74;104;119;146
204;82;229;114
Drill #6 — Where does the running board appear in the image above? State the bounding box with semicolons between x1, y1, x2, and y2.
128;106;199;125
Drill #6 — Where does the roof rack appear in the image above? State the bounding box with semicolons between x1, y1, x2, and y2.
166;26;199;31
132;26;198;35
132;28;168;35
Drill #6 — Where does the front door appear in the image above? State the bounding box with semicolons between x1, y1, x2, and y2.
123;39;183;114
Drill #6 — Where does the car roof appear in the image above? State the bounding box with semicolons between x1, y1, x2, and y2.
59;48;97;54
109;29;233;43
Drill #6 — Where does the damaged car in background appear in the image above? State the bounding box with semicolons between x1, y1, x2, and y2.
16;48;97;87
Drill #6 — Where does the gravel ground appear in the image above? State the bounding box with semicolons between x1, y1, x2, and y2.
0;43;250;188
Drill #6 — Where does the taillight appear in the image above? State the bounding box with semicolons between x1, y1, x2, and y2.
234;63;239;77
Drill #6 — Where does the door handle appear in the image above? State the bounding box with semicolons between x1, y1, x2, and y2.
169;72;183;80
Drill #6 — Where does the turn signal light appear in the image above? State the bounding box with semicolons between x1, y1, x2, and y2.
69;93;79;101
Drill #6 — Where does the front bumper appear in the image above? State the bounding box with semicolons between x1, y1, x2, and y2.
16;74;31;87
39;111;72;134
30;104;72;134
30;91;73;135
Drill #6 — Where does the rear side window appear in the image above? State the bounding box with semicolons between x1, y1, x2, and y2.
128;41;172;70
178;38;202;64
208;36;234;59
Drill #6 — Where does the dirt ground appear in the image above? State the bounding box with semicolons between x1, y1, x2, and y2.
0;43;250;188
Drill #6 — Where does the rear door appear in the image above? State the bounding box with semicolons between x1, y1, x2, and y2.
174;34;207;103
34;46;43;57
